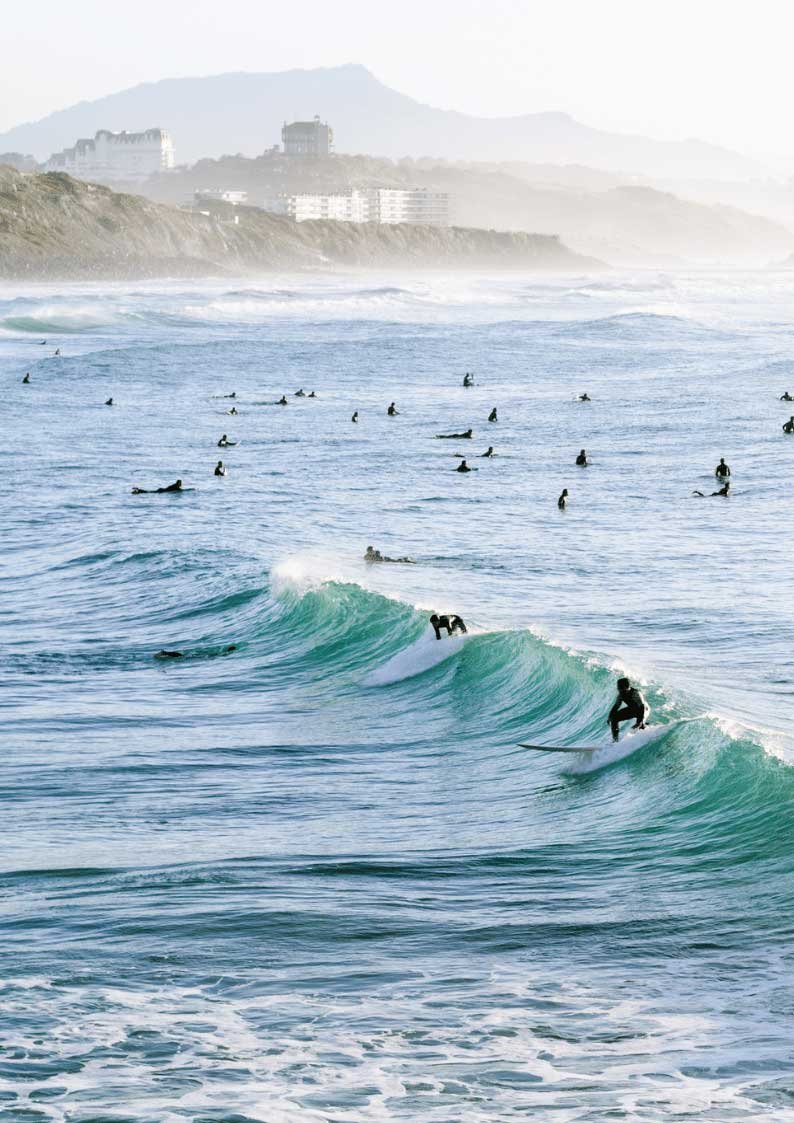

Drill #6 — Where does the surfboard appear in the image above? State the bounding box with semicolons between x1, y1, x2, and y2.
519;743;597;754
520;723;680;758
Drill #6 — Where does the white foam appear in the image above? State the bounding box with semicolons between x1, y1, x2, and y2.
0;969;779;1123
363;629;468;686
563;723;671;775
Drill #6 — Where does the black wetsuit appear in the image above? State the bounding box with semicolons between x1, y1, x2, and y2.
431;614;468;640
133;482;184;494
608;687;648;740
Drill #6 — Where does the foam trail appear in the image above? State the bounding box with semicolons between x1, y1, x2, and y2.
363;629;469;685
562;722;675;775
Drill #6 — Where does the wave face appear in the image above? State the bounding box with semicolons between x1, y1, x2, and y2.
3;269;794;1121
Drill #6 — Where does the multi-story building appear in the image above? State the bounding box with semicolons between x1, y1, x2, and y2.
288;190;369;223
44;129;175;183
366;188;450;226
281;117;334;157
284;187;451;227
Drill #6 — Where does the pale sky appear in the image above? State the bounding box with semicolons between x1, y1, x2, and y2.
2;0;793;159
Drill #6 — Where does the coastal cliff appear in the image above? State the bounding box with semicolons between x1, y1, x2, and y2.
0;168;599;279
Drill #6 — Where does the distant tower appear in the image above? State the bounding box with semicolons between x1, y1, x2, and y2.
281;116;333;157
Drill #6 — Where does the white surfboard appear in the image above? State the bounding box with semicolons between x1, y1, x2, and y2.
520;723;677;758
519;743;597;754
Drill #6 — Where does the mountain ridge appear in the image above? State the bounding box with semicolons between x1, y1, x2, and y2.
0;64;766;181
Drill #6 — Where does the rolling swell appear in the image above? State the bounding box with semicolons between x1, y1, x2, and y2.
269;572;794;875
6;272;794;1120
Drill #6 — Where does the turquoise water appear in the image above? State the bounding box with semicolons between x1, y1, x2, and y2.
2;271;794;1121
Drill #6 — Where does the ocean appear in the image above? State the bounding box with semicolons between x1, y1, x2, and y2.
2;270;794;1121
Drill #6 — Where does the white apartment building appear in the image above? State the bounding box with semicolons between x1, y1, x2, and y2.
289;190;370;223
367;188;450;226
45;129;175;183
286;187;451;226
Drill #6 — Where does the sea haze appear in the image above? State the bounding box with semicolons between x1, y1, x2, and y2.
2;269;794;1121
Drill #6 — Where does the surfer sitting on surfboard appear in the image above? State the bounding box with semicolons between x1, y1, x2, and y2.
608;677;649;742
430;613;468;640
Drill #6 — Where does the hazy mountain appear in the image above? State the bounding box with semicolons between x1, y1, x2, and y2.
0;168;598;279
0;64;766;181
137;152;794;266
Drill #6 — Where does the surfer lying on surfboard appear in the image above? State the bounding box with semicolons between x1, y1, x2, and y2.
608;677;649;742
132;479;186;494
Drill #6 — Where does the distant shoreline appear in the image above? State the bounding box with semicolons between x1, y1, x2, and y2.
0;168;603;282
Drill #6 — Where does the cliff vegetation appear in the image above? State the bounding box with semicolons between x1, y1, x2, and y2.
0;167;599;279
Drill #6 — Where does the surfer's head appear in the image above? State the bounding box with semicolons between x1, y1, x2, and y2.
617;677;630;691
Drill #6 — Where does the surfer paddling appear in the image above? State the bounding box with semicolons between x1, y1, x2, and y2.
607;677;649;742
132;479;184;494
364;546;414;564
693;482;730;497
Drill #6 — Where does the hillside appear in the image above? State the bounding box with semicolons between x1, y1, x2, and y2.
140;153;794;266
0;168;598;279
0;64;765;181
